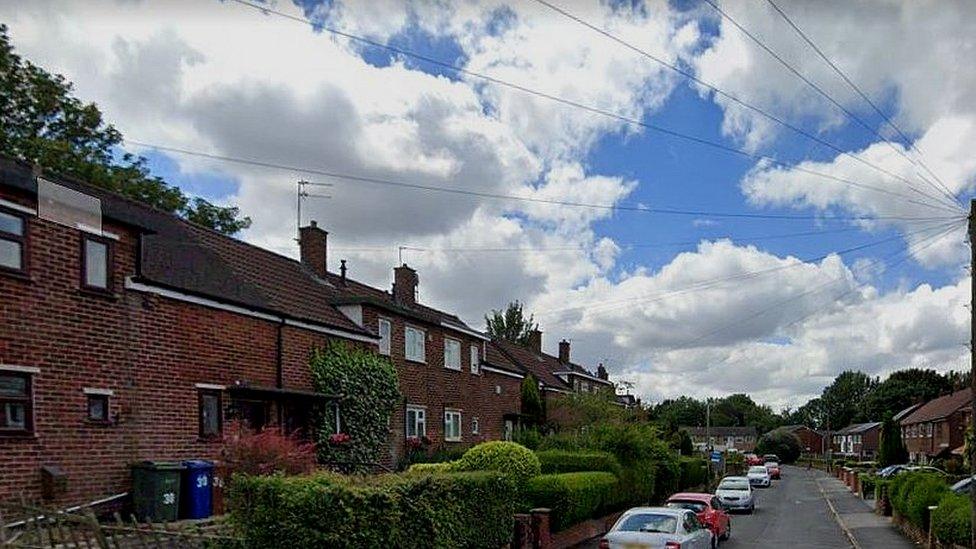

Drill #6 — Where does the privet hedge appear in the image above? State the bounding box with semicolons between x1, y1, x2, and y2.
678;457;707;490
890;472;950;531
453;441;541;483
310;342;401;472
932;492;971;546
524;472;620;532
229;471;518;549
535;450;622;476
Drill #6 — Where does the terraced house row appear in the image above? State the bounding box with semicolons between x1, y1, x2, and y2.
0;156;615;507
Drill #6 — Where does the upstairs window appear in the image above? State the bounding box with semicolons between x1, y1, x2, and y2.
81;235;112;292
470;344;480;374
0;371;33;435
86;392;110;423
444;410;462;442
198;389;222;440
378;318;392;356
405;326;426;363
444;338;461;370
0;208;27;275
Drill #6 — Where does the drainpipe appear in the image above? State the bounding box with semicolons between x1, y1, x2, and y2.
276;320;285;430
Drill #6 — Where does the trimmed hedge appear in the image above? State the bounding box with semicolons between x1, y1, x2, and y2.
535;450;622;476
406;462;456;474
454;441;541;483
678;457;707;490
229;471;518;548
524;472;620;532
932;492;971;546
890;472;950;531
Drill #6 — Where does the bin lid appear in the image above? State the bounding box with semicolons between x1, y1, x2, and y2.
182;460;215;469
131;461;185;471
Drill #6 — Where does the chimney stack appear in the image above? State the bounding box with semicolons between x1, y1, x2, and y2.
558;339;571;363
597;363;608;380
299;221;328;278
527;329;543;353
393;264;419;306
339;259;348;286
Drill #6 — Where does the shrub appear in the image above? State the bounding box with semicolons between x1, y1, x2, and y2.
755;431;801;464
454;441;541;483
536;450;621;476
512;426;543;450
406;462;456;474
310;343;401;473
524;472;620;531
932;492;971;546
678;457;708;490
229;471;518;548
859;474;877;499
221;423;316;477
903;476;949;530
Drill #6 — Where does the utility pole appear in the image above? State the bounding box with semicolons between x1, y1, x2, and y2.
968;199;975;549
706;399;712;479
296;180;307;242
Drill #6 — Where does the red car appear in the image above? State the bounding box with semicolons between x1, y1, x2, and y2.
665;492;731;542
765;462;781;479
744;453;763;466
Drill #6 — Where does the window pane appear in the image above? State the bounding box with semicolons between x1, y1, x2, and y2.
0;239;22;270
3;403;26;429
0;375;27;397
470;345;479;373
379;320;391;355
88;396;108;421
0;212;23;236
201;393;220;436
85;239;108;288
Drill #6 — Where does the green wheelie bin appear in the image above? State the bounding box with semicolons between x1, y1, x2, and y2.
131;461;185;522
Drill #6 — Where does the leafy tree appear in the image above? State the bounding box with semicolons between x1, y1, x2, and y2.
782;397;826;429
651;396;706;431
756;430;802;464
821;370;877;429
485;300;539;344
878;416;909;467
861;368;953;421
677;429;694;456
520;374;545;425
0;25;250;234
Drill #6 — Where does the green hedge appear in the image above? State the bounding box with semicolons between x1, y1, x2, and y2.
524;472;620;532
406;462;456;474
890;472;950;531
932;492;971;546
535;450;621;476
678;457;707;490
454;441;541;483
229;471;518;548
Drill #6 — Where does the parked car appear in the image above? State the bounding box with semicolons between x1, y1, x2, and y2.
907;466;947;475
877;464;946;478
715;476;755;514
876;464;910;478
951;475;975;494
744;453;763;466
762;454;779;463
599;507;716;549
747;465;772;487
764;461;781;479
665;492;732;542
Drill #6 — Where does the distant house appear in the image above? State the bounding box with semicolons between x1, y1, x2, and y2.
772;425;825;455
681;426;757;452
831;422;881;459
899;389;972;463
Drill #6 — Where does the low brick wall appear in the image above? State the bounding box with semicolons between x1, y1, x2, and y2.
550;511;624;549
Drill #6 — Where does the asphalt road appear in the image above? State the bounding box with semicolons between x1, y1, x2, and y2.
576;465;851;549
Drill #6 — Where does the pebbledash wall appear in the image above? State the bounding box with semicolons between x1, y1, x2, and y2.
0;170;522;507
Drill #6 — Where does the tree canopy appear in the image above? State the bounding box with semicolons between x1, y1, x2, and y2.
0;25;250;234
485;300;539;344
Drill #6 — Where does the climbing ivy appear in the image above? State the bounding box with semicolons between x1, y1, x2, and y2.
310;342;401;472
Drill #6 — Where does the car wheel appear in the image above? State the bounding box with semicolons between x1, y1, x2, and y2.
747;505;754;515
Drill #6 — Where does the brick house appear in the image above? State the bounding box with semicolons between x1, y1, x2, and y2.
680;426;757;452
899;388;972;464
831;422;881;459
0;157;522;506
773;425;825;455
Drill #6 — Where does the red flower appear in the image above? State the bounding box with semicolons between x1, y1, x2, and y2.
329;432;351;445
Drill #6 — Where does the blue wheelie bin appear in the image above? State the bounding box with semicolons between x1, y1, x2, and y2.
180;460;214;519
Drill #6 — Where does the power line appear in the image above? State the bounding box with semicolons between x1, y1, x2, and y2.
763;0;957;204
221;0;962;215
126;140;963;223
531;0;962;215
701;0;963;210
536;217;962;318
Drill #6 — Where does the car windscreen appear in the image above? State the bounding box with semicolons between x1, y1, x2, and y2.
615;513;678;534
748;467;767;474
764;462;778;467
666;501;707;513
718;480;749;490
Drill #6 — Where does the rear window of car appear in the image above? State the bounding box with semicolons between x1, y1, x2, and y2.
666;500;707;513
615;514;678;534
765;462;778;467
718;479;749;490
749;466;767;473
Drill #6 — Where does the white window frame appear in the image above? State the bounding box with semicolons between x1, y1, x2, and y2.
378;318;392;356
470;344;480;374
444;409;462;442
406;405;426;438
444;337;461;370
405;326;426;363
471;416;480;435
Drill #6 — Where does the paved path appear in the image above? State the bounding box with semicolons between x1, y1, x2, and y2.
576;465;916;549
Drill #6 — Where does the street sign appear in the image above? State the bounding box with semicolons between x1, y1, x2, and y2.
710;451;722;463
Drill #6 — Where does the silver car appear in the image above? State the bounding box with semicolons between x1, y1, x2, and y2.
600;507;716;549
747;465;771;487
715;476;754;514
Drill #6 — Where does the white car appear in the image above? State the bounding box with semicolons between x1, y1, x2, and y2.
747;465;771;488
715;476;754;514
599;507;716;549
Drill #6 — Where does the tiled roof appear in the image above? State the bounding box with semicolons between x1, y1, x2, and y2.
835;422;881;435
893;402;923;422
901;389;972;425
681;426;757;437
490;339;573;391
484;343;525;376
774;424;821;435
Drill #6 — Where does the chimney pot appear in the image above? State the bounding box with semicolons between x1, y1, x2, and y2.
558;339;571;364
393;264;419;306
299;221;328;278
597;363;608;380
527;329;543;353
340;259;347;285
